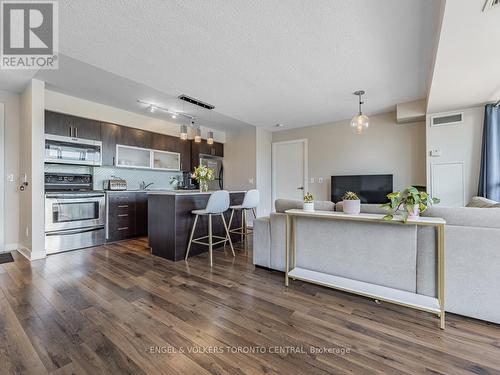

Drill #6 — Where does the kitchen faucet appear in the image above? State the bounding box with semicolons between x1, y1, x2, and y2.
140;181;154;190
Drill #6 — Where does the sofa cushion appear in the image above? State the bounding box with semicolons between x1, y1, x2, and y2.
424;206;500;228
275;199;335;213
466;196;500;208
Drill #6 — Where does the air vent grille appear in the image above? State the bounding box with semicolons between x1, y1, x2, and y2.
178;95;215;110
431;113;463;127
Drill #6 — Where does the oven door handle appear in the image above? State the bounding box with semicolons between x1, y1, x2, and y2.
45;194;105;199
45;226;104;236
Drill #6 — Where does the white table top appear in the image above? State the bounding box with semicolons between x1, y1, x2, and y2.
284;209;446;225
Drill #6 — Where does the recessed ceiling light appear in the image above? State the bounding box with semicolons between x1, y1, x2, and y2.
171;114;177;119
149;105;156;113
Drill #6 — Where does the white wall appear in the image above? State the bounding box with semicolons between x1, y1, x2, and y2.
426;106;484;206
19;79;45;260
0;90;20;250
45;90;226;142
256;128;272;216
272;112;426;201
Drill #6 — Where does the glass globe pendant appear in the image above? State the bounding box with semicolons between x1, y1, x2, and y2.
350;90;369;135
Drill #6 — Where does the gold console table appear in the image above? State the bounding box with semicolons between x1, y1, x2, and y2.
284;209;446;329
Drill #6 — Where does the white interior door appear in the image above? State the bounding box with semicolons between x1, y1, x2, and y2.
272;139;307;204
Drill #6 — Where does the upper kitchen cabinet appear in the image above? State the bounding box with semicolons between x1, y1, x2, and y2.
152;133;191;171
191;140;224;168
101;123;152;166
45;110;101;141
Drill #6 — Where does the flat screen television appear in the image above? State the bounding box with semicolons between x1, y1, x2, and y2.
331;174;393;204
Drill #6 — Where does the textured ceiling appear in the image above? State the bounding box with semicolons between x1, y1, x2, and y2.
427;0;500;113
54;0;440;129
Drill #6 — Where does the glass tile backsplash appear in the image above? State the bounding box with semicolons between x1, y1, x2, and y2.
44;164;182;190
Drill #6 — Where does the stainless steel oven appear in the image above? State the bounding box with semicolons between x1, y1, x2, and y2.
45;134;102;166
44;173;106;254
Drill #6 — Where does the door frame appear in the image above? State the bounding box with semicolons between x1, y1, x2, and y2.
271;139;308;210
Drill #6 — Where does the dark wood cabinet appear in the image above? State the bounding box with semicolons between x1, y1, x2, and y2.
106;192;148;242
191;140;224;169
101;122;120;166
135;192;148;236
45;110;101;141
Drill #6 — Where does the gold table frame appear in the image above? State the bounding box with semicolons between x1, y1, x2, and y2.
284;209;446;329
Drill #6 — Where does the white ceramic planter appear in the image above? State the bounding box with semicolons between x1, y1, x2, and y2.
407;204;420;219
343;199;361;214
303;202;315;212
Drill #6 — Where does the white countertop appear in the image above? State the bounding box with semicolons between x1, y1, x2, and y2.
146;190;246;195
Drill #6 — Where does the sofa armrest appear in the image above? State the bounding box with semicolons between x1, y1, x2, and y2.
253;217;271;268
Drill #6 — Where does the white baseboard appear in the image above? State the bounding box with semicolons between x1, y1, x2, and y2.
16;245;46;261
0;243;17;254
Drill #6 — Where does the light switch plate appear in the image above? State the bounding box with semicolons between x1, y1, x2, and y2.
248;177;254;184
310;177;315;183
318;177;324;183
7;174;14;182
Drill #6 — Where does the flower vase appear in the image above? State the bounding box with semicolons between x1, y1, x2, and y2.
199;180;209;192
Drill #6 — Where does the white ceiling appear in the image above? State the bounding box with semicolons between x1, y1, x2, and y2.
0;1;442;130
427;0;500;113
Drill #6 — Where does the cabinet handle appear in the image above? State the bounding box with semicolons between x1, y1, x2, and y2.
118;214;128;217
75;127;78;138
118;205;128;208
69;126;73;137
117;227;129;231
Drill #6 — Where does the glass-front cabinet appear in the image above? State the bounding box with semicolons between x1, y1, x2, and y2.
153;150;180;170
115;144;181;171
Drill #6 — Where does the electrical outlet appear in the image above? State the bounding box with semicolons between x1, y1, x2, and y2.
310;177;315;183
318;177;324;184
430;149;442;157
248;177;254;185
7;174;14;182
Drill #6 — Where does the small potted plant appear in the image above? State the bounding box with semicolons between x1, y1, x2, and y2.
303;192;314;212
342;191;361;214
191;165;215;192
381;187;440;223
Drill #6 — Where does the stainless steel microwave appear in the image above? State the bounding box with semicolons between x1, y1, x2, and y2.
44;134;102;166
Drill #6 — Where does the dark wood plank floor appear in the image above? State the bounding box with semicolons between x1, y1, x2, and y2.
1;239;500;375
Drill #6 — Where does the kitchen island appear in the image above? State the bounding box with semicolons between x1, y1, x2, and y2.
148;190;246;261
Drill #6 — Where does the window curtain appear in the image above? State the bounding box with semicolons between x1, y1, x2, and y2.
478;104;500;200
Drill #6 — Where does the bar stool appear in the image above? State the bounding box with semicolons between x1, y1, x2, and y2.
185;190;234;267
227;189;260;243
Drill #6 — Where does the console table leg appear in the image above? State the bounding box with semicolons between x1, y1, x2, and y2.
285;214;289;287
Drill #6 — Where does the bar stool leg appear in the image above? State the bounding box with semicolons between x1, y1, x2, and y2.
224;209;235;247
241;210;245;243
252;208;257;219
221;214;235;257
208;214;213;267
185;214;199;260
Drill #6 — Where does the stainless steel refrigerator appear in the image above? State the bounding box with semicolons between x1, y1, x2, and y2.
200;154;223;190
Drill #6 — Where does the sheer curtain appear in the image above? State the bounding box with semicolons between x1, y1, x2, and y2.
478;104;500;200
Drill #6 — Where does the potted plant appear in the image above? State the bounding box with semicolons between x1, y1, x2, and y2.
303;192;314;211
191;165;215;192
381;187;440;222
342;191;361;214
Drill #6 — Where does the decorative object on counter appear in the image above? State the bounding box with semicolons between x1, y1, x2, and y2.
303;192;314;212
341;191;361;214
139;181;154;190
350;90;369;135
207;131;214;145
192;164;215;192
381;186;440;223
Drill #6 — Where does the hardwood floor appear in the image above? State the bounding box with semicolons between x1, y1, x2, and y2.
1;239;500;375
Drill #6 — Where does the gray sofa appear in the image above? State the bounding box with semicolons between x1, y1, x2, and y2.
253;199;500;324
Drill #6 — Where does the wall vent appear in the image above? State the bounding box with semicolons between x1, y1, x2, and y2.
431;112;464;127
483;0;500;12
178;95;215;110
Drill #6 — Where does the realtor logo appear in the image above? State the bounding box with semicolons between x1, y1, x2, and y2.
1;1;58;69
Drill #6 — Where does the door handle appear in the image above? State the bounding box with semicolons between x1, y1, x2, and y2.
297;187;304;190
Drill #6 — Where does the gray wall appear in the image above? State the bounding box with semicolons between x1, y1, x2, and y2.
272;112;426;201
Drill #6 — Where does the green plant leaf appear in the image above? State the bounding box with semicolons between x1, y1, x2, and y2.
382;214;393;221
